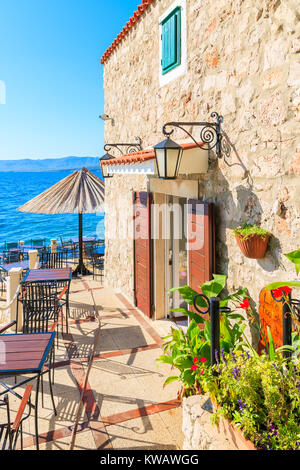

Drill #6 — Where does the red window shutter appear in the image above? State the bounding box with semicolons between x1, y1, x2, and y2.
133;192;153;318
188;200;215;294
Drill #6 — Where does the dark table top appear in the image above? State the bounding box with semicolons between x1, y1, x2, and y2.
71;236;96;243
23;268;72;283
0;332;55;375
5;246;44;252
0;260;30;272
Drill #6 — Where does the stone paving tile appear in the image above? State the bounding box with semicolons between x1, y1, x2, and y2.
157;407;184;449
88;349;180;419
25;429;96;450
105;413;180;450
0;365;87;445
0;277;184;451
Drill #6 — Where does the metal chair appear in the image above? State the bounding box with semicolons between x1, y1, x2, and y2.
2;251;21;264
40;252;69;269
18;282;61;337
30;239;46;248
59;236;77;261
17;283;59;413
0;385;33;450
5;242;19;250
0;267;7;298
90;253;105;282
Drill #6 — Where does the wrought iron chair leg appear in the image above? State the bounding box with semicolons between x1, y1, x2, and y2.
20;423;23;451
48;348;57;416
35;375;40;450
41;375;44;408
52;347;55;385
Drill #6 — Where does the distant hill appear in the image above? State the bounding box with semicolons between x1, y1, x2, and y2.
0;156;100;172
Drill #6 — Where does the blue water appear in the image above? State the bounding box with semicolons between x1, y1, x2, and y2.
0;170;105;247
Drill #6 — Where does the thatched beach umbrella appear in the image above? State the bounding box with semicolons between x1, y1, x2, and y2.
18;167;105;276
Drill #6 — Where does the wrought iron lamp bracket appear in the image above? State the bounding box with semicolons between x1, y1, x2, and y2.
104;137;142;157
162;112;224;159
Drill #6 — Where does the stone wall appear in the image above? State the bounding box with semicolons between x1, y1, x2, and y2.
182;395;255;450
104;174;148;302
102;0;300;320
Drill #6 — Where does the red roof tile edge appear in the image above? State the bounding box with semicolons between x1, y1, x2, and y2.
100;0;155;65
101;142;204;166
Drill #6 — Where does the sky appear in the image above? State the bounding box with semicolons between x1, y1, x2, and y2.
0;0;140;160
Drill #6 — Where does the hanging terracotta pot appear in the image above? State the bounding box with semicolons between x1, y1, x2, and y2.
235;234;270;259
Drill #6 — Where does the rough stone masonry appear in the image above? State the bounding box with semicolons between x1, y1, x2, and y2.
102;0;300;341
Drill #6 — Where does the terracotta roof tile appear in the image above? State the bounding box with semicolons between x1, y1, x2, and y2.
101;142;204;167
100;0;155;64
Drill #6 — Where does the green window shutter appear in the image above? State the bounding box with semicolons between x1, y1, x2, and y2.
161;6;181;75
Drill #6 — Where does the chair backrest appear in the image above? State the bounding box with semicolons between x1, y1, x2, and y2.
60;236;64;246
40;252;67;269
5;242;18;250
31;239;45;247
3;251;21;264
0;267;7;295
19;282;60;334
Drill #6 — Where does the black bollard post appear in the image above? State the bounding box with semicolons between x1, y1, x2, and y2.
282;295;292;360
209;297;220;372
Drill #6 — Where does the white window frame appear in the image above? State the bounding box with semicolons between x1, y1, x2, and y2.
159;0;187;88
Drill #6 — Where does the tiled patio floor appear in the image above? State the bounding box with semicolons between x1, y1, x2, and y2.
0;277;184;450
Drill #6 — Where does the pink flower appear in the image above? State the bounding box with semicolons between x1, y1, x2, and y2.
199;358;207;363
200;369;205;376
238;298;250;310
191;364;198;371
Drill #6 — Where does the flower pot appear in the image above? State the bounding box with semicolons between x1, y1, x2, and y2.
235;234;270;259
211;399;257;450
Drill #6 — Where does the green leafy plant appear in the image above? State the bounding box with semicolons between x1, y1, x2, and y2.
203;351;300;450
233;222;270;241
266;248;300;291
157;275;247;397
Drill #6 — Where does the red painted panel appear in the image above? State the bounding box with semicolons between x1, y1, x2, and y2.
259;288;283;351
188;200;215;294
133;192;153;318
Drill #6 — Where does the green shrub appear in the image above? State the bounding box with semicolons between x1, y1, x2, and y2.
233;222;270;241
204;353;300;450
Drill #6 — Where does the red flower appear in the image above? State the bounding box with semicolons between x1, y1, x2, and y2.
238;298;250;310
191;364;198;371
273;287;292;299
200;369;205;376
281;286;292;297
199;358;207;363
193;357;199;363
273;288;283;299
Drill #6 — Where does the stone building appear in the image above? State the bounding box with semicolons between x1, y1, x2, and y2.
100;0;300;330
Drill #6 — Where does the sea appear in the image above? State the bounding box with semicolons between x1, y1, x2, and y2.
0;170;105;247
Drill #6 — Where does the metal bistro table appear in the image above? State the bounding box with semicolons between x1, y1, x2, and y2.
0;260;30;272
0;332;56;450
22;268;73;333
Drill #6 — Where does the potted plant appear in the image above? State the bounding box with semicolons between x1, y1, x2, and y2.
233;223;270;259
158;275;300;451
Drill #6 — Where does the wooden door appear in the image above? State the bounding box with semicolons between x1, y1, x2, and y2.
133;192;153;318
188;200;215;295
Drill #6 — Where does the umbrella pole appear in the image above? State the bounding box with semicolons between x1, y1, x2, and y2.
73;213;92;277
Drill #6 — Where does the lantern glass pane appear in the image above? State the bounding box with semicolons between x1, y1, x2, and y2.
166;148;180;178
101;165;108;178
155;148;166;178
